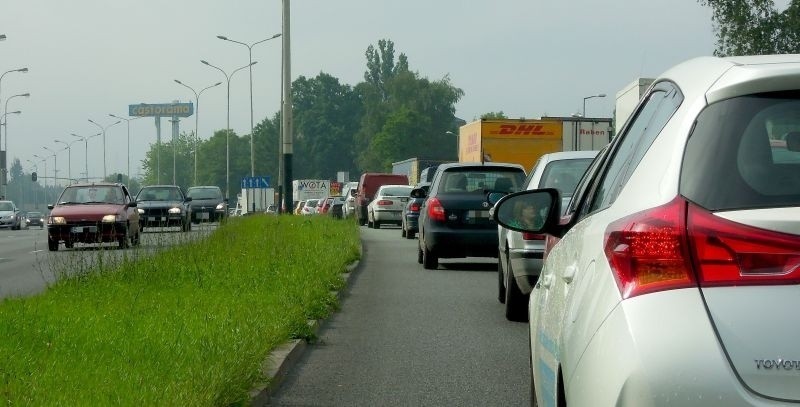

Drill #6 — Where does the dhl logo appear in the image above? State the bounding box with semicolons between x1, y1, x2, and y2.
492;124;555;136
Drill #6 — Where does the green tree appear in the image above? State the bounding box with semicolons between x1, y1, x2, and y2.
140;131;195;190
481;111;508;119
699;0;800;55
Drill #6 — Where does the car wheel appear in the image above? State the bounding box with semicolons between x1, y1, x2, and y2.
406;229;415;239
131;229;141;246
118;230;130;249
504;258;529;322
401;222;407;237
47;237;59;252
498;256;506;304
422;244;438;270
417;241;424;264
374;220;381;229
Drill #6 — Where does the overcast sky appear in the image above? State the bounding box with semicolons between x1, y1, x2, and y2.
0;1;741;181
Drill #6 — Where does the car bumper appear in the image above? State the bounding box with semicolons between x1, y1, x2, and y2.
374;209;402;223
191;209;224;222
140;214;185;227
423;224;498;258
405;213;420;231
48;221;126;243
0;219;17;228
509;249;544;293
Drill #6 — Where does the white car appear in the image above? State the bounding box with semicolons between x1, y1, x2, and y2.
497;150;598;321
341;181;359;218
494;54;800;406
366;184;413;228
301;198;320;215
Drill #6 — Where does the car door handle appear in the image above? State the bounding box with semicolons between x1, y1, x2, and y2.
541;274;553;289
562;264;577;284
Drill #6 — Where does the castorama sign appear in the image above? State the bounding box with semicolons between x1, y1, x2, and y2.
129;102;194;117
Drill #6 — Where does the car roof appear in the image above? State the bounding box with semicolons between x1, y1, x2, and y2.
65;182;124;188
140;185;181;188
436;162;525;171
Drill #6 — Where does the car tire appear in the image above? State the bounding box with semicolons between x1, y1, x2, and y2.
406;230;415;239
401;223;407;237
422;244;438;270
47;238;58;252
374;220;381;229
498;256;506;304
504;257;529;322
417;242;424;264
181;220;190;232
131;229;141;246
118;230;130;249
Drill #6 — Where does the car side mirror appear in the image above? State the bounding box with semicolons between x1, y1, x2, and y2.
410;187;427;199
128;201;137;208
47;204;54;210
350;189;357;197
492;189;561;234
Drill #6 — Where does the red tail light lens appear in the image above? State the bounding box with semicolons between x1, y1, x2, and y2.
410;202;421;212
377;200;393;206
604;197;695;299
427;198;446;222
688;204;800;286
522;233;546;241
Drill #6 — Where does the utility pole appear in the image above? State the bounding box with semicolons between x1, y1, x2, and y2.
282;0;293;213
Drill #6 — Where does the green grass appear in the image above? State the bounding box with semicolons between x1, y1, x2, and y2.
0;215;360;406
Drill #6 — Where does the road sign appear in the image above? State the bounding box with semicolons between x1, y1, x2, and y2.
241;176;270;189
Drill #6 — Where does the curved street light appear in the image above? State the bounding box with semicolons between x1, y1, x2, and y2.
88;119;121;180
71;132;101;182
582;93;606;117
217;33;281;177
3;92;29;151
42;146;58;189
54;138;81;184
201;59;257;202
109;114;142;185
174;79;222;186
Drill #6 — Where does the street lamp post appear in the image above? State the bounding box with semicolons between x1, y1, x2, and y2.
71;133;100;182
201;59;257;202
174;80;222;186
582;93;607;117
0;67;28;145
42;146;58;189
3;92;29;152
33;154;47;203
217;33;281;177
54;139;80;184
88;119;121;180
109;114;142;185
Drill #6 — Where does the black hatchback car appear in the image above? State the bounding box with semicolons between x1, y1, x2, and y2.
417;162;526;269
401;182;430;239
135;185;192;232
186;186;226;223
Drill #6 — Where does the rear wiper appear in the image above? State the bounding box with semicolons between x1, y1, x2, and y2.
58;201;81;205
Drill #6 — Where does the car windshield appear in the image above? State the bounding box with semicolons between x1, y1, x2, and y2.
28;212;42;217
380;187;413;197
187;187;222;200
540;159;595;198
138;188;182;201
58;186;124;204
306;199;319;207
0;202;13;211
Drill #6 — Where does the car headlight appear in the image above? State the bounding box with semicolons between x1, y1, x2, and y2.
215;203;225;210
168;207;182;214
49;216;66;225
137;208;144;214
102;214;120;223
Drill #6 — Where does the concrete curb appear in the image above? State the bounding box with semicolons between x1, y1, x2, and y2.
249;248;363;406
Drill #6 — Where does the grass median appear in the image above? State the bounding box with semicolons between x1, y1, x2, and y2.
0;215;360;406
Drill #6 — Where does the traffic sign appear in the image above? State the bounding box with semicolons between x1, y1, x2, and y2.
241;176;270;189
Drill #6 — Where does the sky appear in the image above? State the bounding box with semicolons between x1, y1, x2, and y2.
0;0;747;182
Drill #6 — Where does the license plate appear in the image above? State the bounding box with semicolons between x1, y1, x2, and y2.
148;217;155;222
71;226;84;233
401;197;409;203
467;210;490;219
199;213;209;220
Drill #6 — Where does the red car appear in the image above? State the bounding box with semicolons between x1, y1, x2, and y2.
47;183;141;251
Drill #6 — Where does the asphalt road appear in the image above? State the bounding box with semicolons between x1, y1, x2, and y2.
269;224;531;406
0;223;217;299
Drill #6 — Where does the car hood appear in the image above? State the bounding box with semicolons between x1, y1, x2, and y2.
50;204;125;220
137;200;185;209
188;198;223;207
0;210;14;217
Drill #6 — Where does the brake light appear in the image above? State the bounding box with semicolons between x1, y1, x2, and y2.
410;202;421;212
427;198;446;222
522;233;546;241
377;200;393;206
604;197;695;299
688;203;800;286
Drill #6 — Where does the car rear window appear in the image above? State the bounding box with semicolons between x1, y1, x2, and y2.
681;91;800;211
138;187;182;201
382;187;413;196
439;168;525;194
539;158;594;198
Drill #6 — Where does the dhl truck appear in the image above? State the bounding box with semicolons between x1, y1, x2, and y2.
457;118;612;171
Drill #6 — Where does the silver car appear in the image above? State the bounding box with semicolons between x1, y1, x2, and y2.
495;54;800;405
496;150;598;321
366;184;413;228
0;200;23;230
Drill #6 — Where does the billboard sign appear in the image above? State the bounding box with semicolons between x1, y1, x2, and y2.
128;103;194;117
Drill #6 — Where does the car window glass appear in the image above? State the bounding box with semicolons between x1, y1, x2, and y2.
567;148;608;218
523;157;543;188
681;91;800;210
439;169;524;194
382;187;413;196
0;202;12;211
540;158;594;198
588;82;682;213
